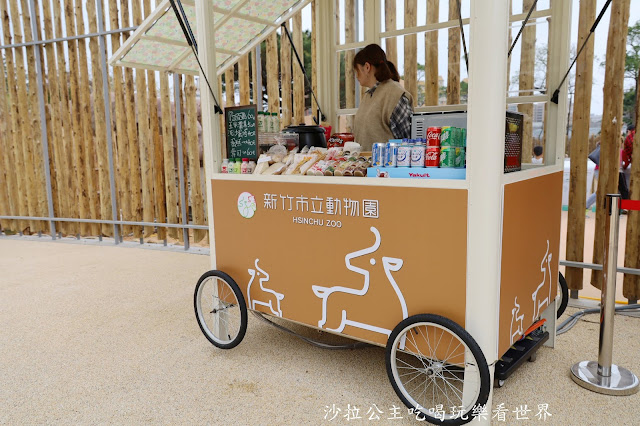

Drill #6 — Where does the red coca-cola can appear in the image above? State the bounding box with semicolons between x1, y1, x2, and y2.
425;146;440;167
426;127;442;147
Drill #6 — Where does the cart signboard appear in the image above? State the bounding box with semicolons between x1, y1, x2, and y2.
499;172;563;357
225;105;258;160
211;179;469;347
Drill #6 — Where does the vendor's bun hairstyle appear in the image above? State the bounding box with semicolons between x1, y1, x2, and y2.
353;44;400;83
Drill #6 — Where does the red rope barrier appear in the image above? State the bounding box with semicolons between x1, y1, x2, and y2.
621;199;640;211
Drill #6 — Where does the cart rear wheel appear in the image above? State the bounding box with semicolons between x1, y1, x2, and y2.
557;272;569;319
386;314;490;425
194;270;247;349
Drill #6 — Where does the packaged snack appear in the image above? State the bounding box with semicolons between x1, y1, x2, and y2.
262;162;286;175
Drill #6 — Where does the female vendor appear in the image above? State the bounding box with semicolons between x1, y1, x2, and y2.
352;44;414;151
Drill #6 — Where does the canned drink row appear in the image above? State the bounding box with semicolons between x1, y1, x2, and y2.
371;141;465;169
427;126;466;147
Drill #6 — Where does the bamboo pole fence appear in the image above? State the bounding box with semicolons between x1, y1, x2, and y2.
345;0;355;131
518;0;536;165
384;0;397;66
592;0;631;289
21;0;47;233
239;55;250;106
404;0;417;106
446;0;460;104
425;0;438;106
281;22;292;128
75;0;101;236
0;0;20;231
565;0;596;292
293;12;304;125
160;73;178;239
266;32;279;114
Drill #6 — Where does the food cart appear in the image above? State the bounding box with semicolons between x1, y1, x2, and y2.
111;1;572;423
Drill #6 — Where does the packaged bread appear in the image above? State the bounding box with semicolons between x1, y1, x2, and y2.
262;162;286;175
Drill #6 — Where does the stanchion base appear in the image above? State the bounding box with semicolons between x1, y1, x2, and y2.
571;361;639;395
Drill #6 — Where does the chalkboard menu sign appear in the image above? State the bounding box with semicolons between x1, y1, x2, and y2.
225;105;258;160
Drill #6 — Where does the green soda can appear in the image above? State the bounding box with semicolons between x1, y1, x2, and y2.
451;127;462;147
440;146;455;168
454;147;466;168
440;126;453;147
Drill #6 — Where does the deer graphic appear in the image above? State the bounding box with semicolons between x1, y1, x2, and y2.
247;259;285;317
510;297;525;344
311;227;407;337
531;240;553;320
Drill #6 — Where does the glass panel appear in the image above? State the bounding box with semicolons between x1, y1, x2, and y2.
337;0;365;45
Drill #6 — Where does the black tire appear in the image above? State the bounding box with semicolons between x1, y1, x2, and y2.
386;314;491;425
557;272;569;319
194;270;247;349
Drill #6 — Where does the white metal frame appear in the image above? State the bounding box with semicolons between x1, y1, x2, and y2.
110;0;312;76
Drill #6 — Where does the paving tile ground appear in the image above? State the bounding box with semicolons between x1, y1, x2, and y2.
1;238;638;425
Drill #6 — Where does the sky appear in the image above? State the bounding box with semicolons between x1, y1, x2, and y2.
302;0;640;116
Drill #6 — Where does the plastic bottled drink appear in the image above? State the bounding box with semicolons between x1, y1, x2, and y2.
258;112;265;133
272;112;280;132
221;158;229;173
241;158;249;174
248;160;256;174
234;159;241;174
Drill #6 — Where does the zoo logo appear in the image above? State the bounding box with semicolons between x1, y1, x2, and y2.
237;192;257;219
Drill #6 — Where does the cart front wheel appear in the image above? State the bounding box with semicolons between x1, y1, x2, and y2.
386;314;490;425
194;270;247;349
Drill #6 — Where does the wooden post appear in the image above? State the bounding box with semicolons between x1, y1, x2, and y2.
592;0;631;288
0;44;12;229
266;32;279;114
160;73;178;239
345;0;355;131
623;81;640;300
40;0;68;234
131;0;153;237
9;0;38;233
293;12;304;125
281;21;293;127
425;0;439;106
238;55;251;106
225;67;235;107
20;0;47;232
87;0;113;237
0;0;20;231
73;0;100;236
177;75;190;243
185;76;205;243
52;0;78;235
311;0;318;120
120;0;141;239
109;0;132;238
404;0;417;106
384;0;397;65
251;50;259;105
447;0;460;104
518;0;536;164
566;0;595;292
147;71;166;240
0;43;12;229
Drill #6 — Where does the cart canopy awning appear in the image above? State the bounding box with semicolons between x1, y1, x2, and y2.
109;0;310;75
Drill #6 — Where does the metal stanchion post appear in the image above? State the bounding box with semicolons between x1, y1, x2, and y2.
570;194;639;395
